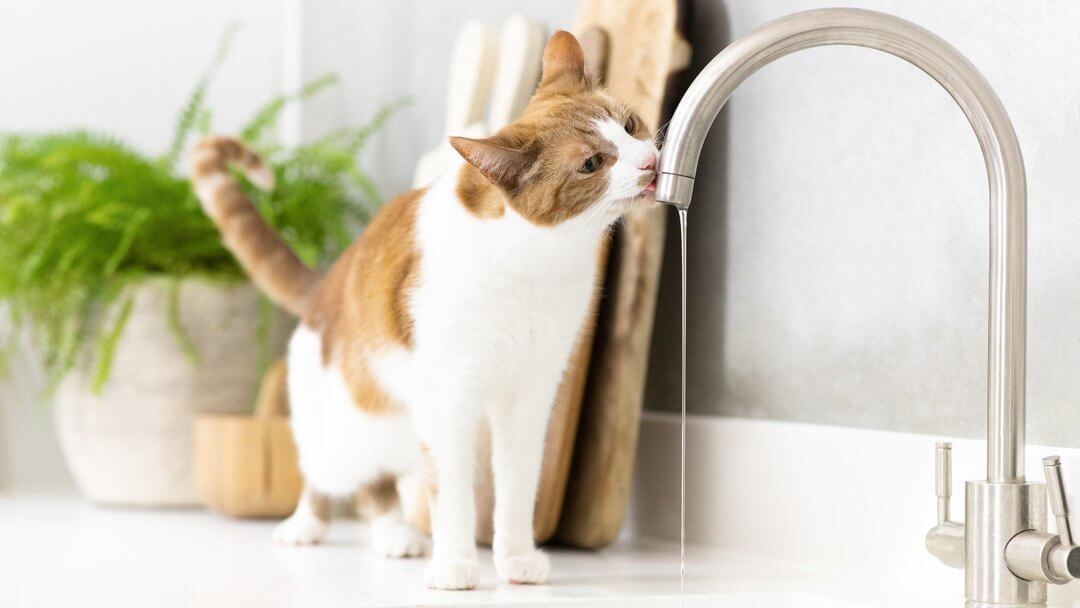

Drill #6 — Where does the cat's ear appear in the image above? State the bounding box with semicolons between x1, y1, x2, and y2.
450;134;535;192
539;30;587;91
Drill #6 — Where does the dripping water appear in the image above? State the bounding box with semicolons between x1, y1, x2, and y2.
677;207;688;596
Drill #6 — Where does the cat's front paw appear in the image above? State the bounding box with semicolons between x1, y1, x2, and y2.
273;515;328;545
424;556;479;590
372;521;430;558
495;549;550;585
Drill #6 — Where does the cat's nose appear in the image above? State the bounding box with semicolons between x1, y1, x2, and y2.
638;153;658;171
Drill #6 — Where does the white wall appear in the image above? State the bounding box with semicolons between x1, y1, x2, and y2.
286;0;577;197
0;0;580;490
0;0;287;490
0;0;285;154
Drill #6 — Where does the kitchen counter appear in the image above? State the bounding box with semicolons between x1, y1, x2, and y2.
1;493;959;607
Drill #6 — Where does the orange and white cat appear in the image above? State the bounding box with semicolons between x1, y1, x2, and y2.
190;31;658;590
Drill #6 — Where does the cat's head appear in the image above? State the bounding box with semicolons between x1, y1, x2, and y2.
450;31;659;228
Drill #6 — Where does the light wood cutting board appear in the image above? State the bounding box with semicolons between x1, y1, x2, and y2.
556;0;692;549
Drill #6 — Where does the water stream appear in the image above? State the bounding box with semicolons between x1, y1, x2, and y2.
677;207;688;595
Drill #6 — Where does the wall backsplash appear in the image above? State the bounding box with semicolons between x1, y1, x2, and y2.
645;0;1080;447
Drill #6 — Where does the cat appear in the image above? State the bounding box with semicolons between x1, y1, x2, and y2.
189;31;658;590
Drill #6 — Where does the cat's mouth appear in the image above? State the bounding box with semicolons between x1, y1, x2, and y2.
636;171;658;197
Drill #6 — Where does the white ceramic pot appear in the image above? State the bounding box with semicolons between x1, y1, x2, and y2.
54;277;291;507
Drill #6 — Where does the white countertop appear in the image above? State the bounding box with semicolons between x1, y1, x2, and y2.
0;493;962;607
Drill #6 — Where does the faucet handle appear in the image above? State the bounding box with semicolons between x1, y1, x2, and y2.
1005;456;1080;584
1044;456;1074;547
926;441;964;568
936;442;952;525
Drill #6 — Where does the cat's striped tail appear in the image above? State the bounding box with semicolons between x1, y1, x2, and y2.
189;135;318;316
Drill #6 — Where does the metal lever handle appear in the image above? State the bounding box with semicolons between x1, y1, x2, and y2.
1044;456;1073;547
936;442;952;525
926;442;964;568
1005;455;1080;584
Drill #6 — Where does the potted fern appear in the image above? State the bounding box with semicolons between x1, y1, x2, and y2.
0;30;402;505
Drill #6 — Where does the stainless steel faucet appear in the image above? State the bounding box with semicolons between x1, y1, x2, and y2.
655;8;1077;607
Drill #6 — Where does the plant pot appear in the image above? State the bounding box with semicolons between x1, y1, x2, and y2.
53;277;292;507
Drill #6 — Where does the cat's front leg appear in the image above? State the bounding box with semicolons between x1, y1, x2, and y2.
489;378;559;585
422;397;483;590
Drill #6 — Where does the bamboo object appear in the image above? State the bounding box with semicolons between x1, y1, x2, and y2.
194;360;303;518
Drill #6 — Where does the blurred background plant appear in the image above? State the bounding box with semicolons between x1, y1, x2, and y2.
0;25;405;393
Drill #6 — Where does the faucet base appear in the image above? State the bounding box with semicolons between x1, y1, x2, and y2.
966;481;1047;606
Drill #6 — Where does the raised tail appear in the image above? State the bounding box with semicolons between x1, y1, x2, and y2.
189;135;318;316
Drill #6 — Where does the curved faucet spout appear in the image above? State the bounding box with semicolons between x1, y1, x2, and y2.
656;8;1027;483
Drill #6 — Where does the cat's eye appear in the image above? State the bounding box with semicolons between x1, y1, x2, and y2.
580;154;603;174
624;115;636;134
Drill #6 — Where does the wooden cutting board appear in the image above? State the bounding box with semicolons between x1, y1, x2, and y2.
556;0;691;549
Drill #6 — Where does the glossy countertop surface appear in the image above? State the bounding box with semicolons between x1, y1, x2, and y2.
1;493;961;607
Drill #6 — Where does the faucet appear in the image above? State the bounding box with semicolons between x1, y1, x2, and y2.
655;8;1077;607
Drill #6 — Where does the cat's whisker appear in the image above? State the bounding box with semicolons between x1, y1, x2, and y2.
572;198;610;240
654;119;673;150
576;207;602;241
586;199;615;234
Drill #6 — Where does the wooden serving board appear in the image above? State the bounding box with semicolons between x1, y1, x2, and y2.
556;0;691;549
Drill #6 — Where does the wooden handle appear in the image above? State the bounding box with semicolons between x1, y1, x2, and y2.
579;27;610;85
413;20;498;188
444;20;498;136
254;359;288;419
487;15;545;132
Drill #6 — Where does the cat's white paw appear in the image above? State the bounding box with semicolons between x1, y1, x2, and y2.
495;549;550;585
273;515;328;545
424;556;480;590
371;521;430;558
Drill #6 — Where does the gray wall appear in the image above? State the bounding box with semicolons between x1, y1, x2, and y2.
645;0;1080;447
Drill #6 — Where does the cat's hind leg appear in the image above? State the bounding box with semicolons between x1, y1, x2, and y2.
274;484;333;545
357;475;430;558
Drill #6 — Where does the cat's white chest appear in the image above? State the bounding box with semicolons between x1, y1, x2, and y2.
379;174;604;418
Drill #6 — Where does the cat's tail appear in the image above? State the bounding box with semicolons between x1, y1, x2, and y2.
189;135;318;317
